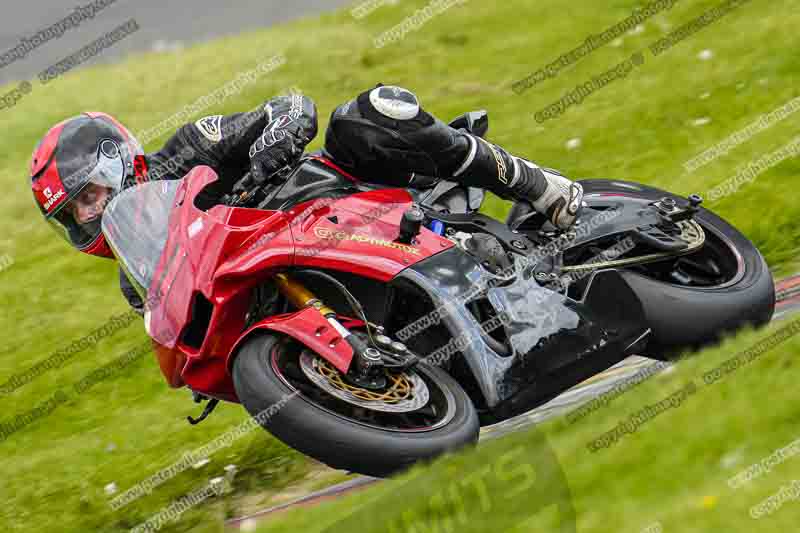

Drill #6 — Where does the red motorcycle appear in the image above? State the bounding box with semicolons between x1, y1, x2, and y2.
102;114;774;477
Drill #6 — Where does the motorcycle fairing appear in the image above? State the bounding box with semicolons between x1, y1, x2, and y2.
394;248;649;408
140;166;453;398
225;309;365;375
145;167;294;348
288;188;455;281
142;167;295;397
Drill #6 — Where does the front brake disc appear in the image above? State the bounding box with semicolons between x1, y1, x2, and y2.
299;350;430;413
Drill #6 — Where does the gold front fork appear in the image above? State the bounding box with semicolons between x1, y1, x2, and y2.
274;273;336;317
274;273;393;380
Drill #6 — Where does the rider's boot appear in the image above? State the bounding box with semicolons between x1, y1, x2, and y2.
447;132;584;230
400;117;584;230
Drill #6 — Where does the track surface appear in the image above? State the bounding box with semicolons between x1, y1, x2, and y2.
0;0;352;85
227;274;800;530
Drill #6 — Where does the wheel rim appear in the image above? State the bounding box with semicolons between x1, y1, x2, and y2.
269;339;458;433
666;216;746;289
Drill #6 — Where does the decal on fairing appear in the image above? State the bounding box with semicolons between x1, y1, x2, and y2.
313;226;421;255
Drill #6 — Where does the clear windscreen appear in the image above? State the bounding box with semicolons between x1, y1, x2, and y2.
101;180;181;299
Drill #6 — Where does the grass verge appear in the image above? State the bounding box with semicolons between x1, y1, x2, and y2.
0;0;796;531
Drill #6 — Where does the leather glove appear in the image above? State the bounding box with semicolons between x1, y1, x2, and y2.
248;114;309;185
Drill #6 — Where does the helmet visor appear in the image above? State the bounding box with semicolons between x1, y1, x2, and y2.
44;139;126;250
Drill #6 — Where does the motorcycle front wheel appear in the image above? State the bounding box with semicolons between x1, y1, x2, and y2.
232;333;480;478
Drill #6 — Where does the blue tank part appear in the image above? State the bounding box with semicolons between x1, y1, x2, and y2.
429;219;445;235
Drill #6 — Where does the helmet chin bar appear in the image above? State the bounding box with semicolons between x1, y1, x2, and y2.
81;233;114;258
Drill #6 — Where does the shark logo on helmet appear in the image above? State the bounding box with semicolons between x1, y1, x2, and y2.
42;186;66;211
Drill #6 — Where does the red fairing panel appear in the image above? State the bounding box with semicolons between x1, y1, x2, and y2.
290;189;454;281
147;167;294;399
146;166;453;399
147;167;291;348
226;307;356;376
152;340;187;389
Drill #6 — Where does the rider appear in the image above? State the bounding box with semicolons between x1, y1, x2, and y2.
29;85;583;313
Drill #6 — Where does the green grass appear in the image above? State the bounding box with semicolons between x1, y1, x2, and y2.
0;0;797;531
256;320;800;533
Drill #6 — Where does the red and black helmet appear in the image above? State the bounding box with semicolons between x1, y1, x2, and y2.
30;112;147;257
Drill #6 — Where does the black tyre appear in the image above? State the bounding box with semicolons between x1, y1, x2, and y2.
578;179;775;359
232;333;480;478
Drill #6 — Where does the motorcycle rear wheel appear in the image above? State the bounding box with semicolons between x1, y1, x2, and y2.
232;333;480;478
577;179;775;359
